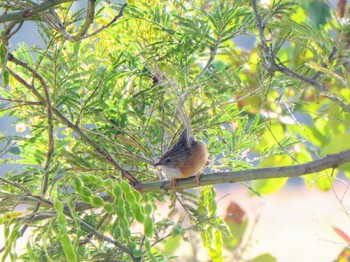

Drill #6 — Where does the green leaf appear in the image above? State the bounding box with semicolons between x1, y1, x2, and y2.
224;219;248;248
316;172;334;191
321;133;350;155
252;177;288;194
9;146;20;155
3;69;9;87
251;253;277;262
163;235;181;255
307;2;330;26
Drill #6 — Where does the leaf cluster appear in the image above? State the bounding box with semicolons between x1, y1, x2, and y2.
0;0;349;261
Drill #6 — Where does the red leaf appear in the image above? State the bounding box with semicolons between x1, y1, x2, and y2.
333;226;350;244
225;201;246;224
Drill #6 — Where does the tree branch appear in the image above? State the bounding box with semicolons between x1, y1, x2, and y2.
0;21;23;40
135;149;350;193
8;53;55;195
0;176;31;195
0;0;77;23
251;0;350;112
73;0;96;40
6;56;139;186
3;149;349;229
50;3;127;42
76;3;128;40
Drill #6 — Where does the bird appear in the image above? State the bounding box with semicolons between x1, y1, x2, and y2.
154;128;208;185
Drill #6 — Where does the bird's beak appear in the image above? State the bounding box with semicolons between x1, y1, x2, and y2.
154;162;160;167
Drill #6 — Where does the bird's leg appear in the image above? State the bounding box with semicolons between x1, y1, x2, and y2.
171;178;178;188
195;173;201;186
195;160;209;186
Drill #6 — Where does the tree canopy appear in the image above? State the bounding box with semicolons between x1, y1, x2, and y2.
0;0;350;261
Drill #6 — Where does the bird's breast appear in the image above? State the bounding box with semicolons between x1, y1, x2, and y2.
157;165;182;179
179;141;208;178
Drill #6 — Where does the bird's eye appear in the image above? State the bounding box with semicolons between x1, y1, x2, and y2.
164;157;172;165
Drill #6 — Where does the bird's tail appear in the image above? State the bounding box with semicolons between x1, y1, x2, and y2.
148;63;193;138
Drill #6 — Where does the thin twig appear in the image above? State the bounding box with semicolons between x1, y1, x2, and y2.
0;21;23;39
312;46;337;80
7;53;54;195
0;176;32;195
80;4;127;40
6;57;139;186
76;70;106;125
263;116;299;163
251;0;350;112
0;103;43;112
0;197;134;258
79;213;110;246
329;173;350;219
73;214;134;257
58;3;128;42
20;202;41;237
0;97;41;105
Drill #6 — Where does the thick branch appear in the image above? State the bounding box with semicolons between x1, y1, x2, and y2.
53;3;127;42
135;149;350;193
0;0;77;23
3;149;350;227
77;3;128;40
73;0;96;39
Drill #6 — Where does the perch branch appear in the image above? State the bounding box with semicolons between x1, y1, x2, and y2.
2;149;349;226
135;149;350;193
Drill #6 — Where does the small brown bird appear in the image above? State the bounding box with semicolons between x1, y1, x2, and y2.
155;128;208;185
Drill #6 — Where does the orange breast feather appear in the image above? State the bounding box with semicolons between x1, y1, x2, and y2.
178;142;208;178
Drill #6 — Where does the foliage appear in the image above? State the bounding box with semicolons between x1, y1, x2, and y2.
0;0;349;261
